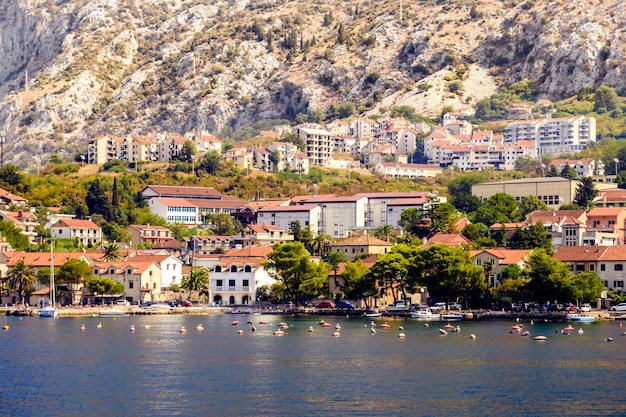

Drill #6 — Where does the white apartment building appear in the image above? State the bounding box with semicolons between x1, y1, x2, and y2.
294;124;333;166
504;117;596;156
304;195;368;238
257;205;322;236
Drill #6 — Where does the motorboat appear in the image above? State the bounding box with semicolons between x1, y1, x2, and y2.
99;309;125;317
364;310;382;318
39;242;58;318
38;306;58;318
410;309;438;320
385;301;410;313
565;313;595;323
440;313;464;321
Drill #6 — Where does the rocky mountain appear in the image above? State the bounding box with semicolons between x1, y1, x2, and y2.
0;0;624;166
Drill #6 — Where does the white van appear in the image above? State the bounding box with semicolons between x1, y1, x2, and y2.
115;299;130;306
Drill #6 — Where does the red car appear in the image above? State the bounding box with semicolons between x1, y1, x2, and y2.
316;301;336;309
179;300;193;307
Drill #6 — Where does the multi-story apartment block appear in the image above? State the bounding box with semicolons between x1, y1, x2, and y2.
350;118;382;139
584;207;626;245
87;135;126;164
524;209;588;248
304;195;368;238
295;124;333;166
372;162;443;179
504;117;596;156
131;135;160;161
233;224;294;248
257;205;322;236
503;120;542;144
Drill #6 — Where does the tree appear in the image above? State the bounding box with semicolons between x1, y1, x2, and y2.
519;195;549;217
86;178;111;219
0;219;30;250
57;259;93;304
523;250;572;303
461;223;489;243
323;251;348;296
367;252;409;304
311;234;332;256
206;213;237;236
100;243;123;261
341;260;376;308
448;173;485;212
84;277;125;305
180;140;198;163
571;272;604;304
593;85;619;113
573;177;598;209
473;193;521;226
508;222;553;253
495;264;526;306
263;242;326;303
7;259;36;305
199;150;221;174
411;245;487;308
0;164;24;189
546;164;559;177
374;224;396;243
398;207;422;237
560;165;577;179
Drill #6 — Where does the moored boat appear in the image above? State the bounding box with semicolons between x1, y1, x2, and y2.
99;309;125;317
565;313;595;323
440;313;464;321
364;309;382;318
410;309;438;320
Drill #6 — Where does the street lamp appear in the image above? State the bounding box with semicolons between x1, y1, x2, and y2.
614;158;620;180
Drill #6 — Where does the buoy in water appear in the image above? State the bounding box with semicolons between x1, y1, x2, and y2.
577;328;584;334
144;325;151;329
398;332;406;338
251;326;256;332
80;324;86;331
196;324;204;331
273;329;285;336
470;334;476;340
370;327;377;334
332;331;341;337
439;328;448;335
335;324;341;330
307;326;314;332
231;321;239;326
96;322;103;329
424;323;430;328
238;329;244;335
398;326;404;331
180;326;187;333
130;325;136;332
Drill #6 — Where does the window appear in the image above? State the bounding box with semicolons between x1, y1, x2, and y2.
244;265;252;273
230;265;238;272
476;259;482;267
129;282;134;289
576;264;585;272
216;280;223;287
609;220;616;226
615;280;624;288
615;264;623;271
215;266;221;272
590;264;595;271
601;264;606;271
228;279;236;287
243;279;249;287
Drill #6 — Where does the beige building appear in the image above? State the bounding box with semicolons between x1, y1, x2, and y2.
128;224;174;246
328;234;392;261
473;177;581;208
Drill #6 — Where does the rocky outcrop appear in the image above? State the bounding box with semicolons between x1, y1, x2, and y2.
0;0;623;166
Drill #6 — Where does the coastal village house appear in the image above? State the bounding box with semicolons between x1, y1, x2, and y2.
468;248;532;288
128;224;174;246
0;210;39;244
90;261;162;305
209;246;274;306
51;219;102;247
554;246;626;292
328;234;392;261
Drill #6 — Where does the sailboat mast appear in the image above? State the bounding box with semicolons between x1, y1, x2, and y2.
50;238;55;307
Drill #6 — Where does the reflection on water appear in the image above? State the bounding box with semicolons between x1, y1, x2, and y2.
2;314;626;416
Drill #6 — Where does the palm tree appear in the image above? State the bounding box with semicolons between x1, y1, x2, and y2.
7;260;36;305
100;243;123;262
323;252;348;296
375;224;396;243
312;234;332;256
181;268;209;298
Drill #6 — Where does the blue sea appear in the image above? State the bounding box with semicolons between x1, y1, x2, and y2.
1;314;626;416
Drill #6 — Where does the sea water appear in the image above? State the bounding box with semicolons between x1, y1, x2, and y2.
1;314;625;416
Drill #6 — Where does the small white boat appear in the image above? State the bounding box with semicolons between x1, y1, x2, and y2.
410;309;438;320
565;313;595;323
364;310;382;318
38;306;58;318
99;309;125;317
440;313;464;321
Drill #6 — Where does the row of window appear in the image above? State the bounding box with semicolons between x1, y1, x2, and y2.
574;263;624;272
214;279;250;287
214;265;253;273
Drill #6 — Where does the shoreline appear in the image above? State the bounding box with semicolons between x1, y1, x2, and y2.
3;306;623;321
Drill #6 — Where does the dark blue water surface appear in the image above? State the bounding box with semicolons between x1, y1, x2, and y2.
1;314;626;416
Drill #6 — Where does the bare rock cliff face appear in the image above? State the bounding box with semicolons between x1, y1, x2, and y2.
0;0;623;167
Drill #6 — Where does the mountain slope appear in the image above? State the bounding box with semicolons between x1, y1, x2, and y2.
0;0;624;166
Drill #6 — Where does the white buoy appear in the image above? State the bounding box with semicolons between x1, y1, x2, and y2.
238;329;244;335
424;323;430;328
370;327;377;334
398;326;404;331
398;332;406;338
470;334;476;339
96;322;103;329
180;326;187;333
578;328;583;334
308;326;314;332
144;325;151;329
196;324;204;331
80;324;86;331
333;331;341;337
130;325;136;332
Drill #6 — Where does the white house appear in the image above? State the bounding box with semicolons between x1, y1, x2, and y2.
257;205;322;236
51;219;102;246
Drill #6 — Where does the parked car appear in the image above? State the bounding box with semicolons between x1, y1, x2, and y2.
610;303;626;311
316;301;336;309
578;303;592;312
430;302;462;311
335;300;355;309
179;300;193;307
115;299;130;306
139;301;153;308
